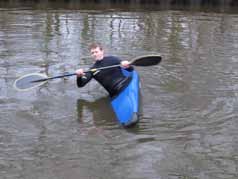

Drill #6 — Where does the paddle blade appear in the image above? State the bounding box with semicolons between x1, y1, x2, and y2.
14;73;48;91
131;54;162;66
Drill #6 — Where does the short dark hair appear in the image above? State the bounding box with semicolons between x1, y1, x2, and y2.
89;43;103;51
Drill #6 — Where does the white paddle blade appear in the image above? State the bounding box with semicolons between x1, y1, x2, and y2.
14;73;48;91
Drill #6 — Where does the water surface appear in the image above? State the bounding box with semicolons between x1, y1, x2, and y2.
1;2;238;179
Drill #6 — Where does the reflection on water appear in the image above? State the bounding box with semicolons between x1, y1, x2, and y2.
1;1;238;179
77;97;116;128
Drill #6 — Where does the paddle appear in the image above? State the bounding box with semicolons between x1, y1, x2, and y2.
32;54;161;83
14;54;161;91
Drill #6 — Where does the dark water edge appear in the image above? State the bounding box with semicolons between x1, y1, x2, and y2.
1;0;238;13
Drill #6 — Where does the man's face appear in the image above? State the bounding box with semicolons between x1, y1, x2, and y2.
90;47;104;61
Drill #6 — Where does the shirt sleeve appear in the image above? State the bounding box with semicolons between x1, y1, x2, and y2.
124;66;134;72
76;72;93;87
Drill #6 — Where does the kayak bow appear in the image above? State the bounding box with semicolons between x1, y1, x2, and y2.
111;69;140;127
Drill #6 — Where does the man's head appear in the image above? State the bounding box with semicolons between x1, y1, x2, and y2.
89;43;104;61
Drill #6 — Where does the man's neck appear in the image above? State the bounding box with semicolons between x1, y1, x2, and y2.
95;57;104;61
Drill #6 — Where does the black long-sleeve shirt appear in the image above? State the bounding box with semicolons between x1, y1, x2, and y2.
77;56;133;97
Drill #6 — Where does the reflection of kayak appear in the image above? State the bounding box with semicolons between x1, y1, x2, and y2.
111;69;140;127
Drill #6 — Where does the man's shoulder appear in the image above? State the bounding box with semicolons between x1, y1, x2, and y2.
104;56;120;61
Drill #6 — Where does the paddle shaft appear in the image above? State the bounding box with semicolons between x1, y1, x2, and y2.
32;64;122;82
32;54;161;83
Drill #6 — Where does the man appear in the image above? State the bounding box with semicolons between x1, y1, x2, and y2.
75;43;134;97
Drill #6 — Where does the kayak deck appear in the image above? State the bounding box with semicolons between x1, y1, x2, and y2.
111;69;140;127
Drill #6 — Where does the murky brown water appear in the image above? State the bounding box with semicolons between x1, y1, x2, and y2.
1;2;238;179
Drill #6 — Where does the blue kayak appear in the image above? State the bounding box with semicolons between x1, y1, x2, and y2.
111;69;140;127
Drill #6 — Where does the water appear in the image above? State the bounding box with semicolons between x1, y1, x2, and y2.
1;2;238;179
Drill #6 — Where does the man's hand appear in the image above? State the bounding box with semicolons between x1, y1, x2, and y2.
75;69;85;77
121;60;131;68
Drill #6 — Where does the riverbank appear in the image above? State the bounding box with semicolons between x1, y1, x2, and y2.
0;0;238;8
1;0;238;12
